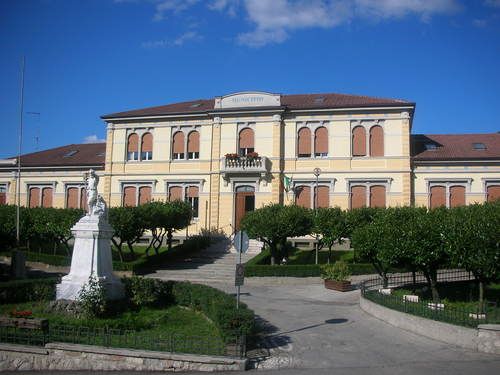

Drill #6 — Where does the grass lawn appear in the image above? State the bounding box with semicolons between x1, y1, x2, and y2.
0;300;225;355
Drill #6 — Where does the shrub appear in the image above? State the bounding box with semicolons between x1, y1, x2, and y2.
245;264;321;277
77;274;107;318
321;261;351;281
123;276;173;308
0;277;58;303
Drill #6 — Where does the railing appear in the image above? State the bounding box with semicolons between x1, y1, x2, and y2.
0;324;246;358
221;156;269;173
360;269;499;328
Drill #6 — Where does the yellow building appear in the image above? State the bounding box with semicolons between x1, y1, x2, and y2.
1;91;499;236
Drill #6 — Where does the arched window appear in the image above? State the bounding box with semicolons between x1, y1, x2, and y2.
315;185;329;208
430;186;446;208
123;186;137;207
487;185;500;202
186;186;199;218
297;127;311;158
239;128;254;156
169;186;183;201
350;185;366;209
187;131;200;160
172;131;185;160
369;125;384;157
370;185;386;208
41;187;53;208
295;185;311;208
29;187;40;208
127;133;139;161
352;126;366;157
449;185;465;207
314;127;328;157
141;132;153;161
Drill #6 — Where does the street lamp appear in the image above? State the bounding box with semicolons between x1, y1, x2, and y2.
313;167;321;264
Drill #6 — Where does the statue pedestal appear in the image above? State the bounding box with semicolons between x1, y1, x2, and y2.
56;215;124;301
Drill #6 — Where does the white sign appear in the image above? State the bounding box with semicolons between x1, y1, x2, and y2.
234;230;249;253
214;92;281;109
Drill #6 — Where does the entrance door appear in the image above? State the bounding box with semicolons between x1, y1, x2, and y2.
234;186;255;230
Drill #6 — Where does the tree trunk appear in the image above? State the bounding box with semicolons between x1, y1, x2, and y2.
126;241;136;259
424;269;440;303
167;230;173;252
327;245;332;264
269;244;277;265
478;279;484;313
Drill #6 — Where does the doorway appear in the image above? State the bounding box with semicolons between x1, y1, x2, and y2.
234;185;255;230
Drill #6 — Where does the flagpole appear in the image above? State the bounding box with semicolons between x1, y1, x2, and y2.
16;57;25;246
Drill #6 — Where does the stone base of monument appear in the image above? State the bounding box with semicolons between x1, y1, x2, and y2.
56;215;124;301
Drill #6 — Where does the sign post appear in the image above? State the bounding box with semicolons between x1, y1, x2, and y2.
234;230;249;309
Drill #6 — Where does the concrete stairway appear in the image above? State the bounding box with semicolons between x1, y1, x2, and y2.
147;238;258;285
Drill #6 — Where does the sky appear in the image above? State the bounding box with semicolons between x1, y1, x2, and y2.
1;0;499;158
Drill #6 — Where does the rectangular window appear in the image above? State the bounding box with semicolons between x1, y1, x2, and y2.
141;151;153;161
239;147;254;156
127;151;139;161
0;185;6;205
188;151;199;160
173;152;184;160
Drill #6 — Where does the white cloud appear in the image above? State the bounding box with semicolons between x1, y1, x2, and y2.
473;18;487;27
153;0;200;21
141;31;203;48
236;0;461;47
484;0;500;8
209;0;240;16
83;135;105;144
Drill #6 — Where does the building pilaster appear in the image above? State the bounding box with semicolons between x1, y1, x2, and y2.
271;114;283;204
210;117;221;229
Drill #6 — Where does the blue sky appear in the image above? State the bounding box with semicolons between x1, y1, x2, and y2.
1;0;499;158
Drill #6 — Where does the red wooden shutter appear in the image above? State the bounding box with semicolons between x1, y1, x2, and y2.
41;187;53;208
173;132;184;154
0;188;6;205
296;186;311;208
29;187;40;208
352;126;366;156
298;128;311;156
315;185;329;208
351;185;366;209
239;128;254;149
430;186;446;208
369;125;384;157
141;132;153;152
487;185;500;202
66;187;78;209
127;133;138;152
187;131;200;153
169;186;183;201
449;185;465;207
370;185;386;208
138;186;152;205
314;127;328;155
80;188;88;212
186;186;199;198
123;186;137;207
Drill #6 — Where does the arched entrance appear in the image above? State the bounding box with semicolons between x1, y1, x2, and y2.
234;185;255;230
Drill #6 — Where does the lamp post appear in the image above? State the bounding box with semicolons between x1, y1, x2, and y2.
313;167;321;264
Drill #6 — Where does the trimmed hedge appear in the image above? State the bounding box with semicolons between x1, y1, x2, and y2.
245;264;321;277
0;277;59;304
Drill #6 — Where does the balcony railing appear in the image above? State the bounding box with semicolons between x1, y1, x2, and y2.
220;156;270;176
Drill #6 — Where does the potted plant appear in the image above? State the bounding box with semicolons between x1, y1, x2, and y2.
321;261;352;292
225;153;239;160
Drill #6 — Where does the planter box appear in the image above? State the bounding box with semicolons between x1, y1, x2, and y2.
324;279;351;292
403;295;419;303
469;313;486;320
378;288;393;295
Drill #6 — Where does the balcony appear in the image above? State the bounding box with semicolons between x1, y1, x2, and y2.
220;155;271;184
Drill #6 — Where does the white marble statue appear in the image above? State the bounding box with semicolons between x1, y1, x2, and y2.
56;169;123;301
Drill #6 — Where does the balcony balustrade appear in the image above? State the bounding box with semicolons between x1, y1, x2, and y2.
220;155;270;184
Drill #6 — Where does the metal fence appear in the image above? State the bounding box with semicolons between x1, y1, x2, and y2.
360;269;500;328
0;324;246;358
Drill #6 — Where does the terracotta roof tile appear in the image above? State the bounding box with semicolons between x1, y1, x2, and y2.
6;143;106;168
411;133;500;161
101;92;413;119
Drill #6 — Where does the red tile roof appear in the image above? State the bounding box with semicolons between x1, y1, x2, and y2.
101;92;413;119
412;133;500;161
4;143;106;168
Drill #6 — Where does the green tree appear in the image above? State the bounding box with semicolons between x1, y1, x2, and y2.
241;203;313;265
445;202;500;310
313;207;347;264
140;200;192;255
108;206;145;261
